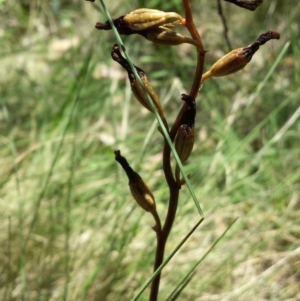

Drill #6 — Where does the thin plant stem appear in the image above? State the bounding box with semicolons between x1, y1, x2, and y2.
149;1;206;300
217;0;233;51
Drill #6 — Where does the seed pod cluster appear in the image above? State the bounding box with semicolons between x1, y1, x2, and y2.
174;94;196;164
94;9;204;50
114;150;156;213
202;29;280;81
111;44;164;117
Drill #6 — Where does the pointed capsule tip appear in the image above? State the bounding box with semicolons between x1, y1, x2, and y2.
114;150;121;156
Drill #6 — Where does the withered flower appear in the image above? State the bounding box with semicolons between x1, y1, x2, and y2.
95;17;140;36
202;29;280;81
111;44;165;120
174;94;196;164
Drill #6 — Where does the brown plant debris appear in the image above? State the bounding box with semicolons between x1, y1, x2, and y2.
224;0;263;11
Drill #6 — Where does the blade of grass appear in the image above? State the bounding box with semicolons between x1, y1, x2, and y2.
140;78;185;162
129;218;204;301
8;137;26;301
166;217;238;301
63;105;79;301
246;41;290;109
25;47;93;246
231;86;300;163
220;246;300;301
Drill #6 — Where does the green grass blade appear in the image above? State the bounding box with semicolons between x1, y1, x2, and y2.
25;48;93;245
166;217;238;301
129;218;204;301
246;41;290;109
8;138;26;301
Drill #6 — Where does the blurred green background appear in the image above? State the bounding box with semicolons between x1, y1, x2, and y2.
0;0;299;300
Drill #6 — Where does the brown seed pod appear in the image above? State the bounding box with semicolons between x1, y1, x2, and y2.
131;75;164;116
202;29;280;81
202;47;250;80
123;8;185;31
141;26;201;47
111;44;164;117
174;94;196;164
175;125;195;164
114;150;156;213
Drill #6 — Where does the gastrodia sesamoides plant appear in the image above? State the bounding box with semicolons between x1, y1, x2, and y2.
85;0;282;300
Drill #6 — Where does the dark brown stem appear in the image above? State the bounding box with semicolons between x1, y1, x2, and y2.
183;0;205;98
149;1;206;301
150;106;180;301
152;210;162;234
149;185;179;301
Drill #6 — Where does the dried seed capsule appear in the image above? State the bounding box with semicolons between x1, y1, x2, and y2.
140;26;201;47
202;29;280;81
131;75;164;115
202;47;251;80
111;44;164;117
114;150;156;213
175;125;195;164
224;0;263;11
175;94;196;164
123;8;185;31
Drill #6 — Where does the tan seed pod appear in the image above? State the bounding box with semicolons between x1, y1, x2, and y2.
129;175;156;213
142;26;201;47
123;8;185;31
111;44;165;119
202;29;280;82
131;74;164;116
114;150;156;213
202;47;250;81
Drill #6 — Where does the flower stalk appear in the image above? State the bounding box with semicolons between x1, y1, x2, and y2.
85;1;281;300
